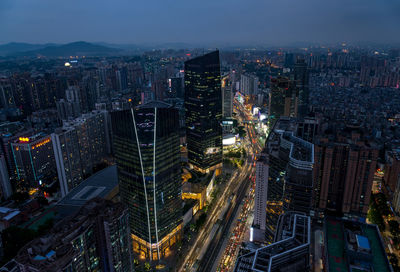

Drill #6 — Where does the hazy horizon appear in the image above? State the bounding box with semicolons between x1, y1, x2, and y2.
1;0;400;45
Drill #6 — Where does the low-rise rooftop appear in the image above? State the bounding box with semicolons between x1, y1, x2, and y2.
55;165;119;217
324;217;392;272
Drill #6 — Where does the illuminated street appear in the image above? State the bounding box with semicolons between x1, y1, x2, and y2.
178;95;262;272
215;98;263;272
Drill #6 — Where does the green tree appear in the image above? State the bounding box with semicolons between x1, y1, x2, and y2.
1;226;37;262
37;218;54;236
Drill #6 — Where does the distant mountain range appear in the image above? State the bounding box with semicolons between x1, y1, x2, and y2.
0;41;121;57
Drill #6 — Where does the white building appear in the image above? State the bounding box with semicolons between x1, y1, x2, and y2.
240;74;259;96
252;152;269;242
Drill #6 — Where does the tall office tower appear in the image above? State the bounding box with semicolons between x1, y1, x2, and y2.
52;111;110;197
235;212;310;272
281;131;314;215
112;101;182;261
0;155;12;199
240;74;259;96
268;77;298;128
15;198;133;272
11;133;56;188
313;127;378;218
294;59;309;118
262;118;313;242
252;152;269;242
184;50;222;173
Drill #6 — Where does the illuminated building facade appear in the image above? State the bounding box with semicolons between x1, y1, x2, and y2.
112;101;182;261
184;50;222;173
11;133;56;188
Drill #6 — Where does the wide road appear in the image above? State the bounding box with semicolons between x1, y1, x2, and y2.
179;98;260;272
197;163;254;272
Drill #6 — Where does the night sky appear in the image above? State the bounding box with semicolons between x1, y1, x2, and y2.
1;0;400;45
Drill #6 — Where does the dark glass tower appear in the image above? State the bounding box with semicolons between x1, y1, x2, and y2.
294;58;309;118
268;77;298;130
111;101;182;261
184;50;222;173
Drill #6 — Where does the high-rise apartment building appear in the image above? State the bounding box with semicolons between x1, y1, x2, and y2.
15;198;133;272
11;133;56;188
252;152;269;242
313;127;378;218
52;110;110;197
240;74;259;96
112;101;182;261
184;50;222;173
56;86;82;121
383;149;400;197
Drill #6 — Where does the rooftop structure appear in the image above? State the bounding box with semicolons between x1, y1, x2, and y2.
324;217;392;272
55;165;119;218
15;198;133;272
235;212;310;272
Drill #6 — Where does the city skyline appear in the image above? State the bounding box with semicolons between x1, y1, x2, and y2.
0;6;399;268
1;0;400;45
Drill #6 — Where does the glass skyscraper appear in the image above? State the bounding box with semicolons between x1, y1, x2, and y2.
111;101;182;261
184;50;222;173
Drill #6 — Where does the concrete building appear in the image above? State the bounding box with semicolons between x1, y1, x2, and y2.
383;148;400;198
11;133;56;188
313;126;378;218
52;111;110;197
252;152;269;242
240;74;259;96
235;212;310;272
0;155;12;199
56;86;82;121
15;198;133;272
